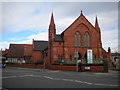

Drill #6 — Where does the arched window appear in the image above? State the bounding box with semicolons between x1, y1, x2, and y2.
74;32;80;47
84;32;90;47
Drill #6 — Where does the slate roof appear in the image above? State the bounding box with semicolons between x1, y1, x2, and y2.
102;48;106;52
8;44;32;58
111;52;120;56
54;34;64;42
34;41;48;51
8;44;25;58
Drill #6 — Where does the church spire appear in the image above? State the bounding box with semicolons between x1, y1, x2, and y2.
48;12;56;41
95;15;99;28
49;12;56;31
95;15;100;33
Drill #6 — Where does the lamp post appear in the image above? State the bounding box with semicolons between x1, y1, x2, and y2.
43;51;46;69
75;50;79;72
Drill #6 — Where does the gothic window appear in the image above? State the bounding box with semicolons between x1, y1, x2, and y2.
74;32;80;47
84;32;90;47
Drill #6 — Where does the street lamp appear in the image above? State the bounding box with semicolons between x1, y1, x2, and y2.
74;50;79;72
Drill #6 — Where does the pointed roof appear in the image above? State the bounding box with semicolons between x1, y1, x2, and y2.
49;13;56;30
95;15;100;28
95;16;100;33
8;44;24;58
62;11;96;35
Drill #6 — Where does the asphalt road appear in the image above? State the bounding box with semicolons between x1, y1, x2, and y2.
2;67;119;89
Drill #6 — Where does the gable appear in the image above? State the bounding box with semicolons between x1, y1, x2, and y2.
62;13;97;35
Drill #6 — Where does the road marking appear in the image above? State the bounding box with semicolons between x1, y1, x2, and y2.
2;76;17;79
41;76;118;87
2;74;34;79
94;83;119;87
43;76;54;79
2;74;119;87
32;75;42;78
62;79;74;81
74;80;93;85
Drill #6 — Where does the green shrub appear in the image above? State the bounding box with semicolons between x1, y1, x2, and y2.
34;60;44;65
6;62;15;64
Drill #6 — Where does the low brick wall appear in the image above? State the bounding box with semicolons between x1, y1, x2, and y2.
81;66;104;72
7;64;105;72
50;65;104;72
7;64;44;68
50;65;61;70
61;66;76;71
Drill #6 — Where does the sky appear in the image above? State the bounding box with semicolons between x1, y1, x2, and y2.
0;1;119;53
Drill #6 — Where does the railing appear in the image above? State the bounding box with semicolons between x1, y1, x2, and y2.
56;59;107;64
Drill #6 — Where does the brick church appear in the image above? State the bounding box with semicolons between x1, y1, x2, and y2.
6;11;111;68
45;11;111;65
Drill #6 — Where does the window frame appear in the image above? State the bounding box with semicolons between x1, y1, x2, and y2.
84;32;90;47
74;32;81;47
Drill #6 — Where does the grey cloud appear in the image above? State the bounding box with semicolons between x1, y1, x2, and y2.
53;2;118;18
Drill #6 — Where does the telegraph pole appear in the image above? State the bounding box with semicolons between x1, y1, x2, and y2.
75;51;79;72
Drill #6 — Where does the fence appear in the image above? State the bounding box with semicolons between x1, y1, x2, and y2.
56;59;107;64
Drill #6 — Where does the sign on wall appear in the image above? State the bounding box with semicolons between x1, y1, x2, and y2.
85;67;90;70
87;49;93;63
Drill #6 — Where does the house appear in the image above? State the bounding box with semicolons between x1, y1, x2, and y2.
7;44;33;64
31;40;48;64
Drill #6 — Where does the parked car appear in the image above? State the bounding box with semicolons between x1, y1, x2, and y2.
0;57;6;68
0;63;6;68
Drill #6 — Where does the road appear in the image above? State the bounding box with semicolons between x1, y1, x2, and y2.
2;67;119;89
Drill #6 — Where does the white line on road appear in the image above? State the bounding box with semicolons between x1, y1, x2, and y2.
94;83;119;87
2;75;34;79
62;79;74;81
43;76;54;79
2;74;119;87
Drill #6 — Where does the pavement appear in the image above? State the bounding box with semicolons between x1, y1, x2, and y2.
1;67;120;89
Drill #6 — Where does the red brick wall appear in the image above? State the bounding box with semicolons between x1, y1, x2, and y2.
31;51;43;63
50;65;104;72
50;65;61;70
24;44;33;57
81;66;104;72
62;17;101;60
50;14;105;64
7;64;104;72
52;42;64;64
7;64;44;68
61;66;76;71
